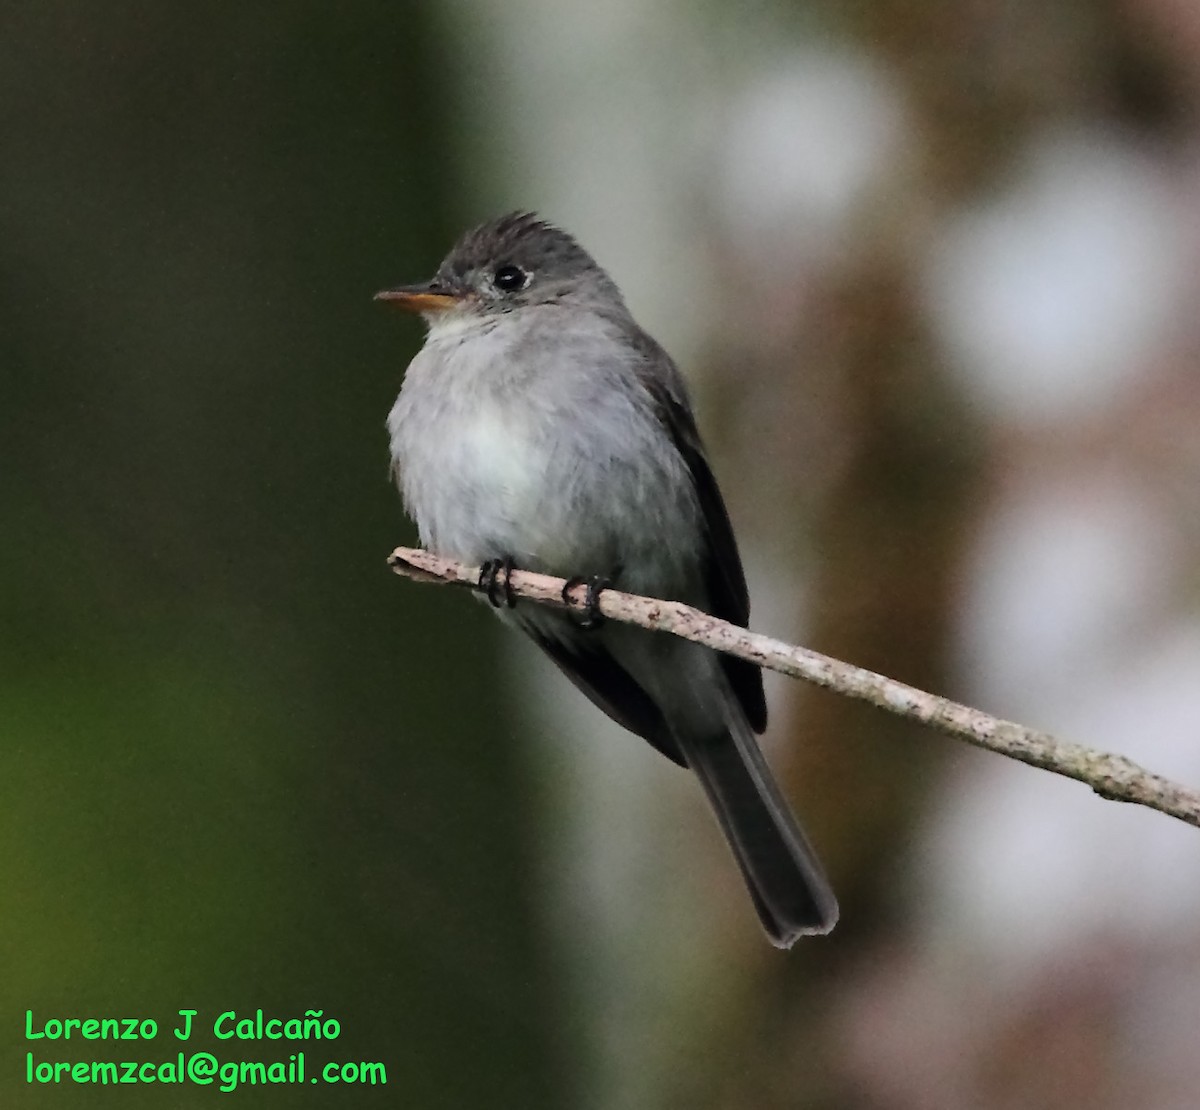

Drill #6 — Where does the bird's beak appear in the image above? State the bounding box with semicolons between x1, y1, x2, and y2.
373;282;462;314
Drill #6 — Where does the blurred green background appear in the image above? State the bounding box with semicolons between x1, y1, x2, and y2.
2;5;563;1107
5;2;1200;1108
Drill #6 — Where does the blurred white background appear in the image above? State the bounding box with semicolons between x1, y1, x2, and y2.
443;2;1200;1107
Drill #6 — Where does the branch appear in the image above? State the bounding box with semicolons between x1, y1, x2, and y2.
387;546;1200;831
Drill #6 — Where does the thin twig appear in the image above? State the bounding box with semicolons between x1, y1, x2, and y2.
387;546;1200;831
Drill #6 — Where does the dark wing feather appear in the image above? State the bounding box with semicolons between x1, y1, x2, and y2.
629;331;769;733
524;625;686;766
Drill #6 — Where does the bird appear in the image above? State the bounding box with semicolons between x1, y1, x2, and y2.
378;212;837;945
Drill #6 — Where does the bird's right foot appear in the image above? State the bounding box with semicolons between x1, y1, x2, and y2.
478;557;518;608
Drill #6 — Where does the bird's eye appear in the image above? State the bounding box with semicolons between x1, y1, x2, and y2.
493;264;528;293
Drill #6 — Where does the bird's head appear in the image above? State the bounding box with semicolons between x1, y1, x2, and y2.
375;211;625;329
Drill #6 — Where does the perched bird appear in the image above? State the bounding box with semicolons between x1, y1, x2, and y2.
379;212;837;945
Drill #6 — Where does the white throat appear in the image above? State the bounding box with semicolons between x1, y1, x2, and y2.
423;306;499;346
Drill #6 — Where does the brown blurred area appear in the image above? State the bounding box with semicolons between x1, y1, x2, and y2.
663;2;1200;1108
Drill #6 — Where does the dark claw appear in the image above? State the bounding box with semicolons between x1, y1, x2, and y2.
478;557;517;608
562;574;610;629
478;559;501;607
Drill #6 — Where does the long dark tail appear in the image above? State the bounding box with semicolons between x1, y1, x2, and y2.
683;721;838;946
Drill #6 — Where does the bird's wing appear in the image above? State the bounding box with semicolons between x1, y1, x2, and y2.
630;331;768;734
519;620;686;766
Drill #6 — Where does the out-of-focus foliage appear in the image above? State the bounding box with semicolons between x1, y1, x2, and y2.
1;5;568;1107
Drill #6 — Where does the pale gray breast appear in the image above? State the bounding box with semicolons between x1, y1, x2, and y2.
389;307;703;591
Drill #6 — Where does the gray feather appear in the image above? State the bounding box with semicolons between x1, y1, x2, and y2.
384;213;838;943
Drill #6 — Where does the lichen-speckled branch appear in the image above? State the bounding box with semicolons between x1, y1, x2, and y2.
387;546;1200;830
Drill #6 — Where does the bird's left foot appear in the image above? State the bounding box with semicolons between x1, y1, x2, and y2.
478;556;518;609
561;575;611;629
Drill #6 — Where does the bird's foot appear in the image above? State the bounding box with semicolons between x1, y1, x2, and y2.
561;575;611;629
478;556;518;609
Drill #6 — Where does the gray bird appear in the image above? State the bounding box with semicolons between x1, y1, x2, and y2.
378;212;837;945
